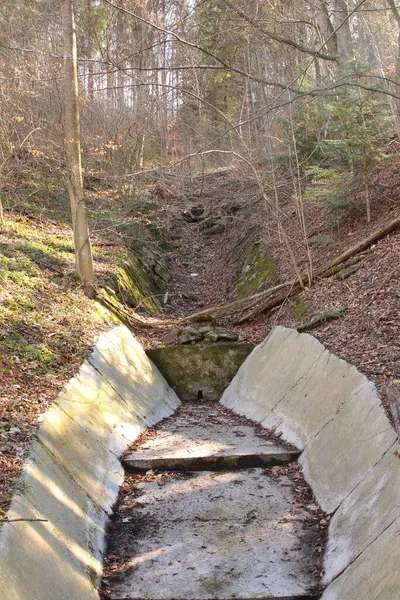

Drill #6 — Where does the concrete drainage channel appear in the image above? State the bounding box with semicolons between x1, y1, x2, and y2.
0;325;399;600
103;403;323;600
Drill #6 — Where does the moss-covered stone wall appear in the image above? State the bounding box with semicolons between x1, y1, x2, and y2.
234;242;278;298
147;343;255;401
116;222;169;314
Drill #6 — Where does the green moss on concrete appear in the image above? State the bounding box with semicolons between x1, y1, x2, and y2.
223;455;239;466
117;257;159;313
147;343;254;401
234;243;278;298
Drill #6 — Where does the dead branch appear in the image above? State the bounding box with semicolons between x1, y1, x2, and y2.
297;307;346;332
98;283;290;329
318;216;400;274
236;216;400;324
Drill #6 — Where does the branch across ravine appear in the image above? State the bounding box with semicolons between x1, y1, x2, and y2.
236;215;400;324
99;216;400;330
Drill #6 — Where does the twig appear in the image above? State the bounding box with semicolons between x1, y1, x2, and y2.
1;518;48;523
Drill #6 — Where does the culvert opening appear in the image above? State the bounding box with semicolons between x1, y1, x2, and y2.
101;402;327;600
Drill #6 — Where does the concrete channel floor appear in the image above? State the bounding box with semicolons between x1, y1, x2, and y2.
105;403;323;600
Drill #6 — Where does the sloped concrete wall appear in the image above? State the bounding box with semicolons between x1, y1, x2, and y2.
0;326;180;600
221;326;399;600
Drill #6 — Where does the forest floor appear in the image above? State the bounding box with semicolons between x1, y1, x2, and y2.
1;157;399;514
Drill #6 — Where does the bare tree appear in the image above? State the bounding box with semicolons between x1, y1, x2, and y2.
62;0;95;298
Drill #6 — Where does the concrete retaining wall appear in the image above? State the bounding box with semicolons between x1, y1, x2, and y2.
0;326;180;600
147;343;254;401
221;326;399;600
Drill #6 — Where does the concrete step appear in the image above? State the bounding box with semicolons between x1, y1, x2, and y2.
123;402;298;472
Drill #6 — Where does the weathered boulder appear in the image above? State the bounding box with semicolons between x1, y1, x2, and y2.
216;329;239;342
203;330;220;343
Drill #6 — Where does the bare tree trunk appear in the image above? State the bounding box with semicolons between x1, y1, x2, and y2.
0;198;4;228
62;0;95;298
387;0;400;124
86;0;94;102
333;0;353;59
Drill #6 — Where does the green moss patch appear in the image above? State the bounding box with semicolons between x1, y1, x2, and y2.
234;243;278;298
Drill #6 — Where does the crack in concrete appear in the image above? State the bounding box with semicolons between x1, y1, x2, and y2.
327;514;399;585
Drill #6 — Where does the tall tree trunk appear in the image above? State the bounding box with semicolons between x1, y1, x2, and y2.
62;0;95;298
333;0;353;58
0;198;4;228
86;0;94;102
387;0;400;125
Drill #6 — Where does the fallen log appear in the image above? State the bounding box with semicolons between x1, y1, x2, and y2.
319;215;400;275
236;216;400;324
297;307;346;332
98;281;291;329
99;215;400;330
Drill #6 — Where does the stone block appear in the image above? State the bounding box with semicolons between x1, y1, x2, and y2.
147;343;254;401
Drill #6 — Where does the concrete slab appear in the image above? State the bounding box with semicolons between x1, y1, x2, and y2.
221;327;326;425
300;382;397;513
38;404;124;515
0;442;106;600
321;517;400;600
89;326;180;426
108;469;321;599
56;360;146;457
221;327;369;451
124;403;298;471
323;442;400;584
260;350;366;450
